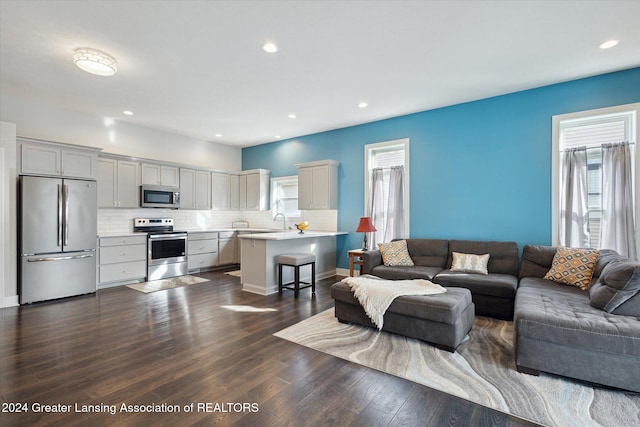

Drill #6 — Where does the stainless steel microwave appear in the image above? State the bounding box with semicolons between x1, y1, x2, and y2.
140;185;180;208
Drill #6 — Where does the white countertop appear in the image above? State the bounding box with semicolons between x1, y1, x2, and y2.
97;228;283;237
238;230;348;240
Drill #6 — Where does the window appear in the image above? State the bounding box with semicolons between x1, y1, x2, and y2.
364;138;410;245
271;176;300;218
552;103;639;256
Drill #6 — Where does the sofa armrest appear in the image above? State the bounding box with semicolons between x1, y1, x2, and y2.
362;250;383;274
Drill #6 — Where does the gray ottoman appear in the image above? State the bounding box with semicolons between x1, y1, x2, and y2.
330;277;475;352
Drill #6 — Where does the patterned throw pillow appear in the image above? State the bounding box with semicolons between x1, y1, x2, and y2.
543;247;600;290
450;252;490;275
378;240;414;266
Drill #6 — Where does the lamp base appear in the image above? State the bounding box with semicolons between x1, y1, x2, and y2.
362;234;369;251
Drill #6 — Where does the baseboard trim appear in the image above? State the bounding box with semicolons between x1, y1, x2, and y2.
3;295;19;307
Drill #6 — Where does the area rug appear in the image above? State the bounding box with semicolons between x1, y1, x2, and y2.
224;270;242;277
126;275;209;293
274;309;640;427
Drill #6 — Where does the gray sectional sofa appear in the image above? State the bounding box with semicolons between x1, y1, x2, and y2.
354;239;640;391
514;245;640;392
361;239;519;319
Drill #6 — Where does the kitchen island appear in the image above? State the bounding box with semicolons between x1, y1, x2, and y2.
238;230;347;295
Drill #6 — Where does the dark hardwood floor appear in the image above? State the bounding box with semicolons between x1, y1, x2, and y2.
1;271;539;426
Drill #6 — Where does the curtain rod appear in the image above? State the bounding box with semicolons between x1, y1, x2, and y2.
563;141;635;152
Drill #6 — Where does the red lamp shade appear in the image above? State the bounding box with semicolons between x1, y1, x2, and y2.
356;217;377;233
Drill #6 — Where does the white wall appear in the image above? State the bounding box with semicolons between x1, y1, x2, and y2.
0;121;17;307
0;92;242;170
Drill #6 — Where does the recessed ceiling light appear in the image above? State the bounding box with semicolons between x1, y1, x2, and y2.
73;47;117;76
358;102;368;108
274;135;281;139
288;113;296;119
598;39;619;49
262;42;278;53
122;110;133;116
215;133;223;138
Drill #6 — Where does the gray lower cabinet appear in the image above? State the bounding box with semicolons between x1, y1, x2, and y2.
188;232;218;271
98;235;147;286
218;231;237;265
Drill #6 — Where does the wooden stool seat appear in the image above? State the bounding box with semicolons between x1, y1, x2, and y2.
277;253;316;298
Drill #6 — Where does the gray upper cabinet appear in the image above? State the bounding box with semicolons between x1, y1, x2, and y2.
140;163;179;187
98;158;140;208
211;171;240;211
239;169;269;211
229;173;240;210
211;171;230;210
180;168;211;210
296;160;339;210
19;140;99;179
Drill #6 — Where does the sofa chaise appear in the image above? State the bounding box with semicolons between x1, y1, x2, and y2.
515;245;640;392
361;239;519;319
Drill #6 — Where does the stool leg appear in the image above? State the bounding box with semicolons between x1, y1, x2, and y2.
311;262;316;294
294;265;300;298
278;263;283;295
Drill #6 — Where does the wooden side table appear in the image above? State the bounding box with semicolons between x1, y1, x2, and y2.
348;249;364;277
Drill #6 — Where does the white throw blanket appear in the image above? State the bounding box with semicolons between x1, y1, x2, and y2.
341;276;446;330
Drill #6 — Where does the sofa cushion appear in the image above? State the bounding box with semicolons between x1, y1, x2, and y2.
593;249;628;277
516;278;640;356
403;239;449;268
378;240;414;266
433;271;517;298
520;245;557;278
589;261;640;315
543;247;599;290
447;240;518;275
370;265;443;281
450;252;489;275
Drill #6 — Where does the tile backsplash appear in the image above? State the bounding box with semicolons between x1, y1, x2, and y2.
98;209;337;233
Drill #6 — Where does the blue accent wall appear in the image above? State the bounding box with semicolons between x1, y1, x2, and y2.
243;68;640;269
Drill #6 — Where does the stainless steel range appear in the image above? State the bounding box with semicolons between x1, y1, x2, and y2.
134;218;187;281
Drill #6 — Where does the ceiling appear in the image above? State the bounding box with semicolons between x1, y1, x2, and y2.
1;1;639;147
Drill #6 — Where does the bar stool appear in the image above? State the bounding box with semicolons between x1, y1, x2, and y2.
277;253;316;298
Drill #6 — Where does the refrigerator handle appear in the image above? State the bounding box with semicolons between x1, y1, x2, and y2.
64;184;69;246
27;253;95;262
57;183;63;247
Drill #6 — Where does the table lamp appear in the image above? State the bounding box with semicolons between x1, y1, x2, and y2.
356;217;377;250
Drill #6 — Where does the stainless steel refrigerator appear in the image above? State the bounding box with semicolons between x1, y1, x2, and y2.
19;175;97;304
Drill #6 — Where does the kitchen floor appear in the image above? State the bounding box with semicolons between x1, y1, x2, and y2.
0;271;533;426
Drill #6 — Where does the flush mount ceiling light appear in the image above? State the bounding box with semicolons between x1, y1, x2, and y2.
288;113;296;119
262;42;278;53
358;102;368;108
215;133;223;138
73;47;118;76
598;39;619;49
122;110;133;116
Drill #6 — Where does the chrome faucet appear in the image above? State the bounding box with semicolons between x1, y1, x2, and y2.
273;212;287;230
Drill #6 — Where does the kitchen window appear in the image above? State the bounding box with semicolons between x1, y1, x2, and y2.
271;176;300;218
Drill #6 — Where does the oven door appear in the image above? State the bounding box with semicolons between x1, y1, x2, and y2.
148;233;187;266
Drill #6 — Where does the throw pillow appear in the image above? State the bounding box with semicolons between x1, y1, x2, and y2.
378;240;414;266
589;260;640;314
450;252;490;275
543;247;599;290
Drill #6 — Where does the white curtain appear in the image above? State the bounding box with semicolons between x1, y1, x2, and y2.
384;166;406;241
600;142;637;259
368;168;384;248
559;147;590;248
368;166;406;248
